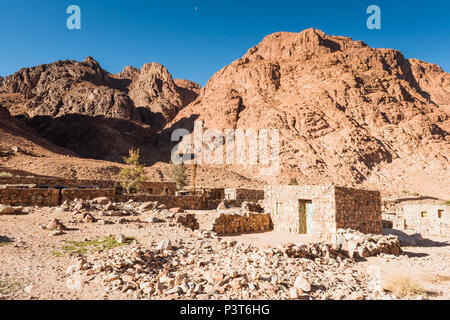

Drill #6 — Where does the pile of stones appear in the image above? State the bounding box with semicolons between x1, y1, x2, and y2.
175;214;199;230
68;226;400;300
332;229;402;258
61;198;159;217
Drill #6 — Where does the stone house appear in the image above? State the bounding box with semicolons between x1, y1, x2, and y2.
401;204;449;236
264;185;382;240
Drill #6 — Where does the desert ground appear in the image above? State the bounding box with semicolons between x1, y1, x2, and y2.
1;202;448;300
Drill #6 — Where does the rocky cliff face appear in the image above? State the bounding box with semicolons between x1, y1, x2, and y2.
0;57;200;160
171;28;450;197
127;63;200;130
0;57;139;121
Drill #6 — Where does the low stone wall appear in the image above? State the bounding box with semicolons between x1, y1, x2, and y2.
212;212;272;235
61;188;115;203
115;195;206;210
0;177;177;195
0;188;60;206
224;188;265;201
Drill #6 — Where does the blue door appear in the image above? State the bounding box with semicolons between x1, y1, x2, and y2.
306;202;313;235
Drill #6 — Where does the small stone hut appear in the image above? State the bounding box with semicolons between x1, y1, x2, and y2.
264;185;382;240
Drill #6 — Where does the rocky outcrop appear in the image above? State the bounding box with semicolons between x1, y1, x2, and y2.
170;28;450;198
1;57;139;121
128;63;200;130
0;58;201;160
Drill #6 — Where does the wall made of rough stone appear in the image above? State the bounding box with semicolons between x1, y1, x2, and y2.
212;212;272;235
334;187;382;235
0;177;177;195
224;188;264;201
0;188;60;206
61;189;115;203
115;195;206;210
264;185;336;240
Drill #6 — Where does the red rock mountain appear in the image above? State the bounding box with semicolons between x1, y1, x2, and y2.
171;28;450;198
0;57;200;160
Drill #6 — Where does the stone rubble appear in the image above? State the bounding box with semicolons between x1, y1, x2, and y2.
68;226;400;300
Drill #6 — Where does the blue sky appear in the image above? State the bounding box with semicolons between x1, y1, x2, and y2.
0;0;449;86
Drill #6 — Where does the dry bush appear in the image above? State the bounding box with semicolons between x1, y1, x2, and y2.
383;273;428;298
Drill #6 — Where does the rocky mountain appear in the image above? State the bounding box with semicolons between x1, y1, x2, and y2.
171;28;450;198
126;63;200;130
0;57;201;160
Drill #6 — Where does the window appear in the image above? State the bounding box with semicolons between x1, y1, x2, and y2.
276;202;282;215
421;212;427;218
438;210;444;219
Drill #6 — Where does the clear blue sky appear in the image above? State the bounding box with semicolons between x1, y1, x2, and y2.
0;0;449;86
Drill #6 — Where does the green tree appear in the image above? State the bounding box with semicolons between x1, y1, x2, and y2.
118;148;148;194
288;177;299;186
165;161;187;190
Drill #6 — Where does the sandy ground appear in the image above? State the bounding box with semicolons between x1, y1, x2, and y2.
1;207;449;300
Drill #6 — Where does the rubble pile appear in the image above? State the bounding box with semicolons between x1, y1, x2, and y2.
333;229;402;258
70;229;394;300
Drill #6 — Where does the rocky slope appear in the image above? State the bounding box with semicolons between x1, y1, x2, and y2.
171;28;450;198
127;63;200;130
0;57;200;160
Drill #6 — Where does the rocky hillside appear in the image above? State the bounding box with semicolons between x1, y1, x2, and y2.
171;28;450;198
0;57;200;160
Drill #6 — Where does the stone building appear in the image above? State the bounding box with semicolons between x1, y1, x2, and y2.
264;185;382;240
390;204;449;236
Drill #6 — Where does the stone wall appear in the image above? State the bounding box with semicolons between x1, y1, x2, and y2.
61;188;116;203
264;185;382;241
224;188;265;201
264;185;336;240
0;177;177;195
115;195;206;210
402;204;450;236
334;187;382;235
0;188;60;206
212;212;272;235
140;182;177;195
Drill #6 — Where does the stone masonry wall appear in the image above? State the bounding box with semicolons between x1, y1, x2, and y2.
0;177;176;195
264;185;336;240
334;187;382;235
61;188;116;203
115;195;206;210
212;212;272;235
0;188;60;206
224;188;265;201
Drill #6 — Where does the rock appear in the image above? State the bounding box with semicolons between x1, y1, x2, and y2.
289;287;299;299
46;219;68;231
217;201;228;211
0;206;24;215
83;213;97;223
93;197;109;205
294;275;311;293
156;240;172;251
140;202;158;211
170;207;183;214
116;234;126;244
